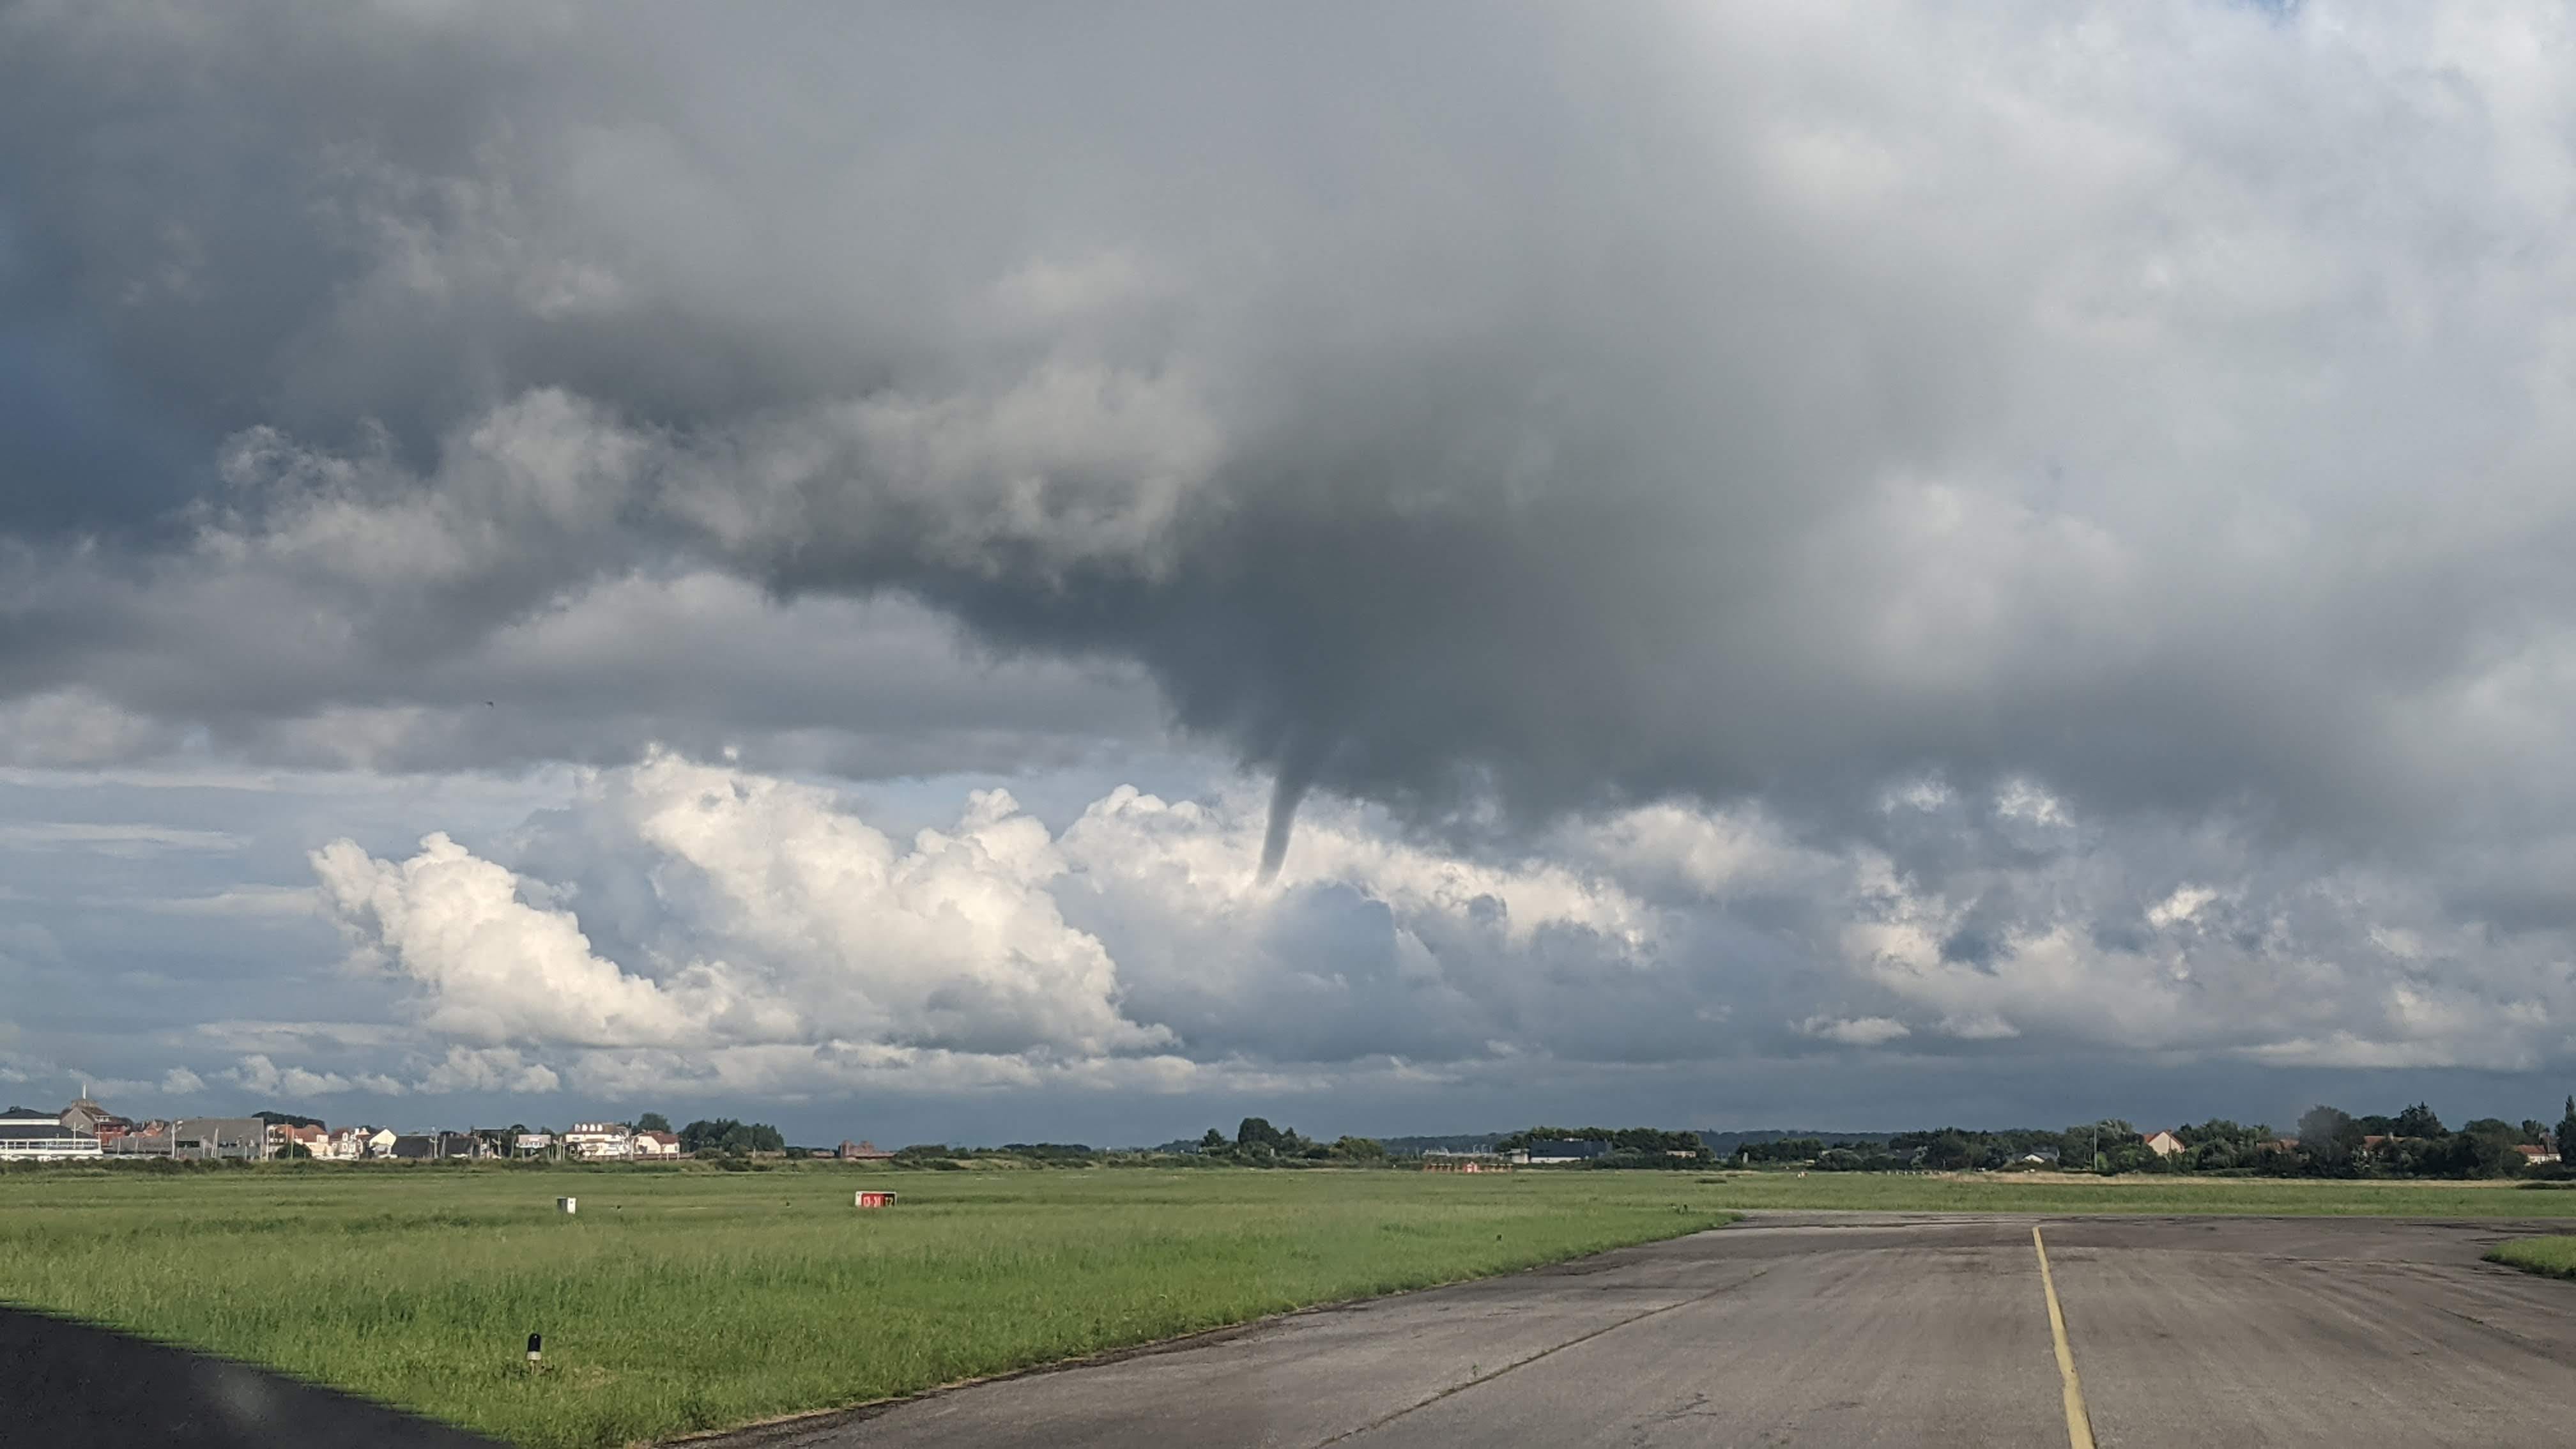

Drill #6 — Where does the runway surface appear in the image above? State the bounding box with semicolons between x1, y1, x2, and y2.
698;1212;2576;1449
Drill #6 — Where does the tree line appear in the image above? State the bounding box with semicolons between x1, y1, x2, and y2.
1184;1117;1390;1163
1730;1101;2573;1179
1493;1125;1711;1168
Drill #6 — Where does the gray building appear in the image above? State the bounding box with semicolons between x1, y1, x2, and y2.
106;1117;270;1159
59;1098;128;1137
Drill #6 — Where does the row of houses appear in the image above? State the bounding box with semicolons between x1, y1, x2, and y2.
269;1121;684;1162
5;1100;693;1163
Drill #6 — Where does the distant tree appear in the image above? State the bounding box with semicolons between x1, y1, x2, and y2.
2094;1121;2159;1175
1921;1130;1976;1171
635;1112;671;1133
2519;1119;2550;1146
1237;1117;1292;1151
2297;1105;2361;1169
2392;1103;2446;1138
1330;1136;1386;1160
675;1118;781;1155
2557;1097;2576;1160
2458;1119;2523;1177
1199;1128;1227;1151
2057;1121;2138;1173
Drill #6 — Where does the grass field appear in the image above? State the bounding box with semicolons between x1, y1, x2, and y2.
2485;1234;2576;1278
1691;1169;2576;1217
13;1165;2575;1447
0;1167;1731;1448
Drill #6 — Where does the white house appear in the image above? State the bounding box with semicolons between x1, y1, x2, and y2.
364;1127;398;1158
514;1131;554;1158
632;1130;682;1158
564;1122;634;1160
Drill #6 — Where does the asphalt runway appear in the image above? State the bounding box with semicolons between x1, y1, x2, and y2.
702;1212;2576;1449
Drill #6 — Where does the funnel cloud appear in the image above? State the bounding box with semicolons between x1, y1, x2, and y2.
1256;765;1315;886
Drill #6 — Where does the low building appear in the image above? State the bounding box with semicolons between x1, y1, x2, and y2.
0;1105;102;1162
387;1134;473;1161
105;1117;270;1160
2515;1144;2561;1166
837;1139;894;1162
1524;1139;1610;1164
634;1130;682;1158
565;1122;634;1160
437;1131;484;1160
2142;1130;2184;1158
514;1131;554;1158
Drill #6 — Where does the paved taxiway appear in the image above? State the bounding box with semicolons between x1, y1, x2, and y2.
699;1212;2576;1449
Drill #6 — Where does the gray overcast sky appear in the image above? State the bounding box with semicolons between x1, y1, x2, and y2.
8;1;2576;1144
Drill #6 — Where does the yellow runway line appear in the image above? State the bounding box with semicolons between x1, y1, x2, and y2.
2032;1225;2096;1449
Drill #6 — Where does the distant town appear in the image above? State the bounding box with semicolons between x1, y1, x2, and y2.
0;1097;900;1165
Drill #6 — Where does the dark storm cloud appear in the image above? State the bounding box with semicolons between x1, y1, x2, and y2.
7;1;2576;917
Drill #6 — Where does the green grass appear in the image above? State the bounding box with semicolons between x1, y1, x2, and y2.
0;1166;1730;1448
1694;1169;2576;1216
2485;1234;2576;1278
